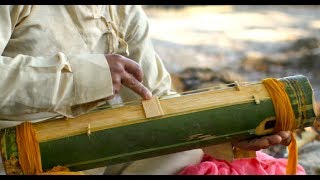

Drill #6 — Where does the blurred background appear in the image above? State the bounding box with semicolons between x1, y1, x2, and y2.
143;5;320;98
142;5;320;174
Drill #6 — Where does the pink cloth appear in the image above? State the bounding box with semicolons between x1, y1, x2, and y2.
178;151;306;175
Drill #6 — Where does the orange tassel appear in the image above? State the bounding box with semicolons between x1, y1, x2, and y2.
262;78;297;175
16;121;85;175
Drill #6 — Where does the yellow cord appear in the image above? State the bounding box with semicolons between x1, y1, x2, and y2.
262;78;297;175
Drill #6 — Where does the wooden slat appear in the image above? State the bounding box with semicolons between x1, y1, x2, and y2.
142;96;164;118
202;143;234;162
233;147;257;159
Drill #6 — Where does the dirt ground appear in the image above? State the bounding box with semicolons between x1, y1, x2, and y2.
143;5;320;175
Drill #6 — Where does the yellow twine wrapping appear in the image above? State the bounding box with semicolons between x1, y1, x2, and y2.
16;121;42;175
262;78;297;175
16;121;85;175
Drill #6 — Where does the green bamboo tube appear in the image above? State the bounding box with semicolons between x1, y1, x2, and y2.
0;75;318;174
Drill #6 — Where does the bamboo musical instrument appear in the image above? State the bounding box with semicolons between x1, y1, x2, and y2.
0;75;318;174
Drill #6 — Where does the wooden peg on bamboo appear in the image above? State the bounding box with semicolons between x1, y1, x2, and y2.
87;124;91;136
63;116;69;121
234;81;241;91
253;95;260;104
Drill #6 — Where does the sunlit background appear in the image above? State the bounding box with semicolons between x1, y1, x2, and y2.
143;5;320;102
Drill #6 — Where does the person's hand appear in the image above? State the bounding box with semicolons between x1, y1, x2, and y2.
105;54;152;100
232;131;292;151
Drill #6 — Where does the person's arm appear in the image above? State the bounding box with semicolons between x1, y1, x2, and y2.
111;5;175;102
0;5;115;120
